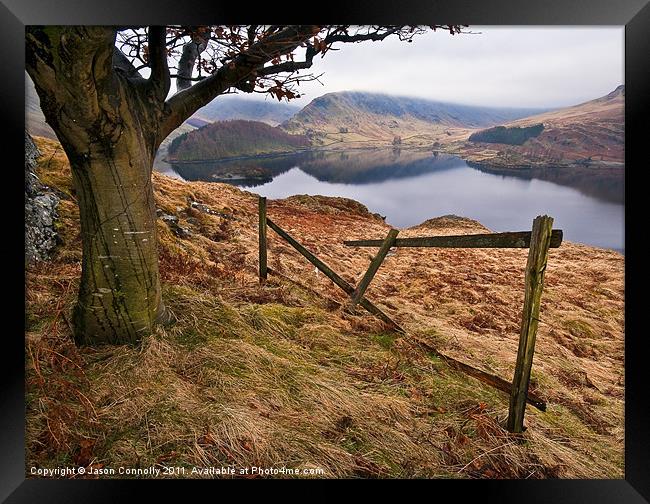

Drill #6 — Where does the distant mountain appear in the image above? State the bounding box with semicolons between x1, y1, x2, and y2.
28;71;623;171
167;119;310;161
281;91;547;146
461;85;624;168
191;96;301;126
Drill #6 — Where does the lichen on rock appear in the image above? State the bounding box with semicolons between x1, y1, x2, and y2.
25;131;60;262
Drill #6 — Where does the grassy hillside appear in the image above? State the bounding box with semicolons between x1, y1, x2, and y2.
281;91;546;148
26;136;624;478
168;120;311;161
457;86;624;169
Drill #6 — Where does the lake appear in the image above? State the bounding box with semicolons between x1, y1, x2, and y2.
161;149;624;253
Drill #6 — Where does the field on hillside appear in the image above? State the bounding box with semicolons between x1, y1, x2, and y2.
26;136;624;479
455;87;625;169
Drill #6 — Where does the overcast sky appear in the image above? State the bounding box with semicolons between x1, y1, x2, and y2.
243;26;624;109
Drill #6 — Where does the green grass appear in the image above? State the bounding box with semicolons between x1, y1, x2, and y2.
563;319;595;339
371;332;398;350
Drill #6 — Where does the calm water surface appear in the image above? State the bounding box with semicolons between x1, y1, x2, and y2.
165;150;624;252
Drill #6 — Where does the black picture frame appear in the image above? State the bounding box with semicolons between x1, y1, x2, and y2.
4;1;649;500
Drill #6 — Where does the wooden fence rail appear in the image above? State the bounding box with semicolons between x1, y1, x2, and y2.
258;197;560;431
344;230;563;249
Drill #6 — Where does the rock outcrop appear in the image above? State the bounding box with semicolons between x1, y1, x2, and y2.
25;131;60;262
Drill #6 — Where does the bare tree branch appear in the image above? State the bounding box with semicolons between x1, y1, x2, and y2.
159;25;321;141
324;27;401;44
247;25;258;46
176;28;211;92
154;25;464;144
147;26;171;100
113;46;145;81
255;44;317;76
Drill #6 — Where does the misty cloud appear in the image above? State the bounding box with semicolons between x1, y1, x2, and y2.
248;26;624;109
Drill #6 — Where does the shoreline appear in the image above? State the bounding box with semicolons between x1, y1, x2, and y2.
166;143;625;173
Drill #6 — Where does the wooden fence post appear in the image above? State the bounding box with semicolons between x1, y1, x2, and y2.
507;215;554;433
350;229;399;306
258;196;267;283
265;218;551;412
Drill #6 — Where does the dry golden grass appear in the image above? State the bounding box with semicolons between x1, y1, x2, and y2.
25;136;624;478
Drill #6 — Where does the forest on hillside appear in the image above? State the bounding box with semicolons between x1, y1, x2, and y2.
168;119;311;161
468;124;545;146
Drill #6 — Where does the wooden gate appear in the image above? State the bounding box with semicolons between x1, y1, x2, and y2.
257;196;561;433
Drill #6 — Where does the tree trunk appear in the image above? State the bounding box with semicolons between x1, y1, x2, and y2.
24;25;327;346
68;125;168;345
26;27;172;345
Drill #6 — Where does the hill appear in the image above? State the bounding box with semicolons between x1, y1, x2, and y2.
459;86;624;169
26;135;624;479
191;95;301;126
281;91;547;147
25;73;57;140
167;120;311;161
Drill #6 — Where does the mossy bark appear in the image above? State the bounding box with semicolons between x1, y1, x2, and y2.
69;131;168;345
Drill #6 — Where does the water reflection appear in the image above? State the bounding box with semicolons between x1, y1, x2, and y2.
165;149;624;252
467;162;624;205
169;149;462;186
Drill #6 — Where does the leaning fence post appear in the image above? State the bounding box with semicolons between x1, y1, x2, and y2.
258;196;267;283
350;228;399;307
507;215;554;433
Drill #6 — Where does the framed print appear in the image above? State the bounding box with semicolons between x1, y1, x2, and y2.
4;0;650;500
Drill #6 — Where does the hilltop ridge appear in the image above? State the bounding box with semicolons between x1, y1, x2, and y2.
281;91;546;146
191;95;300;127
162;87;623;170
